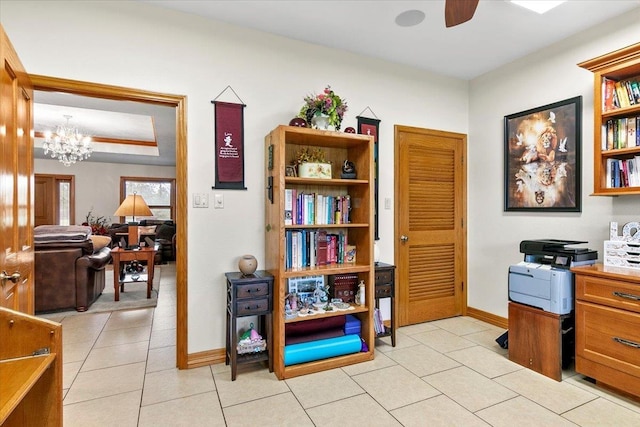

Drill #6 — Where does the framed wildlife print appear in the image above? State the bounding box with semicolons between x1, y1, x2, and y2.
504;96;582;212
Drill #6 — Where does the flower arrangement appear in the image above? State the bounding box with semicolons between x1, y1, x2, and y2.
298;85;348;131
82;209;110;235
293;147;329;166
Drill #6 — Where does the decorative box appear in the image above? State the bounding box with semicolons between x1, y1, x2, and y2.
298;162;332;179
237;339;267;354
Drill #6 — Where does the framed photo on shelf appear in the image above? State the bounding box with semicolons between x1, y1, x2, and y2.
504;96;582;212
287;275;324;304
285;165;297;177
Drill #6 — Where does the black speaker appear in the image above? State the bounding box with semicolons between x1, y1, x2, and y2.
496;331;508;349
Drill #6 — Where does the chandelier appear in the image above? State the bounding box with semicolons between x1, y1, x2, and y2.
42;115;93;166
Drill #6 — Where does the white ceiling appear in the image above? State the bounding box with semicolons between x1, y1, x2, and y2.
141;0;640;80
34;0;640;166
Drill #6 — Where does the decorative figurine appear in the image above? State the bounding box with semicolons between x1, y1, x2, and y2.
344;127;356;133
289;117;307;127
341;159;356;179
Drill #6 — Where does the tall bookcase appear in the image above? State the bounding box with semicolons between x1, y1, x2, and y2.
578;42;640;195
264;125;375;379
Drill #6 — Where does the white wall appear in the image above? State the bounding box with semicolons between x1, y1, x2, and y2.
468;9;640;318
35;159;176;225
1;1;469;353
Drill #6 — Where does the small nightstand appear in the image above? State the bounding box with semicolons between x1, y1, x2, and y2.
225;271;273;381
374;262;396;347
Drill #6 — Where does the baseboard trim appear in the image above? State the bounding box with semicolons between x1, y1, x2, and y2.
187;348;225;369
467;306;508;329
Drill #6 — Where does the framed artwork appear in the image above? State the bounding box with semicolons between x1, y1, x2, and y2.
357;116;380;239
285;165;297;177
504;96;582;212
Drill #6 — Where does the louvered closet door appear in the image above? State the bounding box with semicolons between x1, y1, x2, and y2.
395;126;467;325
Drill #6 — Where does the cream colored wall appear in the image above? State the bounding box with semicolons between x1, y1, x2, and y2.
34;158;176;225
468;9;640;318
1;1;469;353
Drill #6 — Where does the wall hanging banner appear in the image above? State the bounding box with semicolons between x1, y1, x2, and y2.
357;114;381;240
213;101;246;189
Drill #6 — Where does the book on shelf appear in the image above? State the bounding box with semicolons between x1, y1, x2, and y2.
631;80;640;104
284;188;293;225
628;118;638;148
316;229;328;266
624;80;636;105
615;81;631;108
603;76;616;112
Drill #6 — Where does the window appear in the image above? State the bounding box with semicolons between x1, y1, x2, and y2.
119;177;176;221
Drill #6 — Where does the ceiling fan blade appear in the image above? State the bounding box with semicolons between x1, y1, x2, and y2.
445;0;480;27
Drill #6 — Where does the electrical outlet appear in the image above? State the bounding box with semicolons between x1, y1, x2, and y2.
214;193;224;209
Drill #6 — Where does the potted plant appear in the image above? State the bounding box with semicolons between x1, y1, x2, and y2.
298;85;348;131
293;147;332;179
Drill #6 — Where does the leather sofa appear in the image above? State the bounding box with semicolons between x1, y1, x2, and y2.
34;225;112;313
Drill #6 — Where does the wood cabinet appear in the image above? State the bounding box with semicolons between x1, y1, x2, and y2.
264;125;374;379
571;264;640;399
508;302;573;381
0;307;62;426
374;262;396;347
578;42;640;195
225;271;273;381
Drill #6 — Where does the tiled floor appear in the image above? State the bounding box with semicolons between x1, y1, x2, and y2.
40;264;640;426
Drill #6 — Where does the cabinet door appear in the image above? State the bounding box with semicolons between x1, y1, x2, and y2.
508;302;562;381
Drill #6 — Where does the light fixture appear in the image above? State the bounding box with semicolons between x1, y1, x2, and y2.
510;1;566;14
42;114;92;167
113;192;153;248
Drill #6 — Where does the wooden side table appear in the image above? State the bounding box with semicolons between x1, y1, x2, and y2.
111;247;157;301
375;262;396;347
225;271;273;381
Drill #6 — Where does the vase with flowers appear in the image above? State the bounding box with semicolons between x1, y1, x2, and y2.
298;85;348;131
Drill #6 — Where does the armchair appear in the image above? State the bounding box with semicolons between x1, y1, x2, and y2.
34;225;112;313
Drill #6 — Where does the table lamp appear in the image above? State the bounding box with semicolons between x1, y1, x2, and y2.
114;192;153;248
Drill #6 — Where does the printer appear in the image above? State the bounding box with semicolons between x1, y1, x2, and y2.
508;239;597;315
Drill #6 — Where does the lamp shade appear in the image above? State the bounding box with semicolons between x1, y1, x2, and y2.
114;193;153;222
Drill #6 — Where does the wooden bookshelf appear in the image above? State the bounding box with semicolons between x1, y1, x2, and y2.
264;125;375;379
578;42;640;195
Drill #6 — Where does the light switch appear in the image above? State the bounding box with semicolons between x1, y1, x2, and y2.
214;193;224;209
193;193;209;208
384;198;392;209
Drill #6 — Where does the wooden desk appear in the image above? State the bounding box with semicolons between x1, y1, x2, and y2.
111;247;156;301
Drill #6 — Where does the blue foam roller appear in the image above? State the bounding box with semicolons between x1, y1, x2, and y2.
284;334;362;366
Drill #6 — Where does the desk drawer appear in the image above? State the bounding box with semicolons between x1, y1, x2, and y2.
576;301;640;378
235;282;270;299
375;284;392;298
375;269;393;285
235;298;270;316
576;275;640;314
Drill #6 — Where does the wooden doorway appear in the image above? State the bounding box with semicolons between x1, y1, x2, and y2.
34;174;75;227
394;125;467;326
0;26;34;313
29;75;188;369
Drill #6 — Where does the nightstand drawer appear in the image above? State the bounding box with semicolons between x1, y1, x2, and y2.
375;269;393;285
375;284;392;298
235;298;270;316
235;282;270;299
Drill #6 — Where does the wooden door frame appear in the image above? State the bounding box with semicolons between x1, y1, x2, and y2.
29;75;189;369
